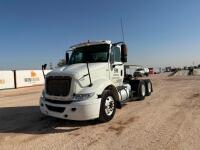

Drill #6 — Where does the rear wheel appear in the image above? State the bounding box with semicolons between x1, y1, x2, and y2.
138;81;146;100
145;80;152;96
99;90;116;122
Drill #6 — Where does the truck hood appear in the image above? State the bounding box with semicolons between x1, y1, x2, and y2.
47;63;108;79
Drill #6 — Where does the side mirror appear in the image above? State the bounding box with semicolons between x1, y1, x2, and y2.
66;52;69;64
42;64;47;70
121;44;127;62
42;64;47;79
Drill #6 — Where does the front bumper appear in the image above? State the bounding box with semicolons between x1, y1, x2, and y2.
40;97;101;121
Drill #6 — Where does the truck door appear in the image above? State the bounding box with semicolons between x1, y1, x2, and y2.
110;46;124;86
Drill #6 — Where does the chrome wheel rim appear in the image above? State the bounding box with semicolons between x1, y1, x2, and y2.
105;96;115;116
148;82;151;93
141;84;146;96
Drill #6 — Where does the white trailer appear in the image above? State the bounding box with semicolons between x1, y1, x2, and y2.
40;40;153;122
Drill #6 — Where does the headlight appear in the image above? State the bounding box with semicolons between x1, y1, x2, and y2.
73;92;95;101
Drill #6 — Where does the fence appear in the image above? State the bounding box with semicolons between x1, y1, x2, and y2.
0;70;51;90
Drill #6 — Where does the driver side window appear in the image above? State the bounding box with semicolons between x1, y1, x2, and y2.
111;46;121;62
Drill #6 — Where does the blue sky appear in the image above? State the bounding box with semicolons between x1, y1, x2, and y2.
0;0;200;69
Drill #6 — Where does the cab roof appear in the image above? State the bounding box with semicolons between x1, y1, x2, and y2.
69;40;111;50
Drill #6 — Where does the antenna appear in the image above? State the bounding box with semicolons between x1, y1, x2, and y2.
121;17;125;43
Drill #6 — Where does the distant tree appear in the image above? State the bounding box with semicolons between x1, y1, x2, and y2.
57;59;66;67
198;64;200;68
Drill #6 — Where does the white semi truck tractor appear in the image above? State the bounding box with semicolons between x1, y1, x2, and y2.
40;40;153;122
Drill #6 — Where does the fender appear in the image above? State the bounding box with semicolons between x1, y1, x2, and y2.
77;78;121;108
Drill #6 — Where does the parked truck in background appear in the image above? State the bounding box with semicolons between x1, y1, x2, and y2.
134;67;149;77
40;40;153;122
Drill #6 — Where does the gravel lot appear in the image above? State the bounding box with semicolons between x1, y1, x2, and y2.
0;73;200;150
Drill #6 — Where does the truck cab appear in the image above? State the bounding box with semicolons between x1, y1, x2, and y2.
40;40;152;122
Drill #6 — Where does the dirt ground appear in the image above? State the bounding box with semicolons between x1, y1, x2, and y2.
0;73;200;150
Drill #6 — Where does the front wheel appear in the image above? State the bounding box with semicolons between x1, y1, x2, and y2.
99;90;116;122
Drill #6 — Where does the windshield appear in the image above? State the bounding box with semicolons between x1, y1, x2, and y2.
68;44;109;65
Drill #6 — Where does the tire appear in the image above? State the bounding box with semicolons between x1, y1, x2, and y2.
145;80;152;96
138;81;146;100
129;79;140;97
99;90;116;123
